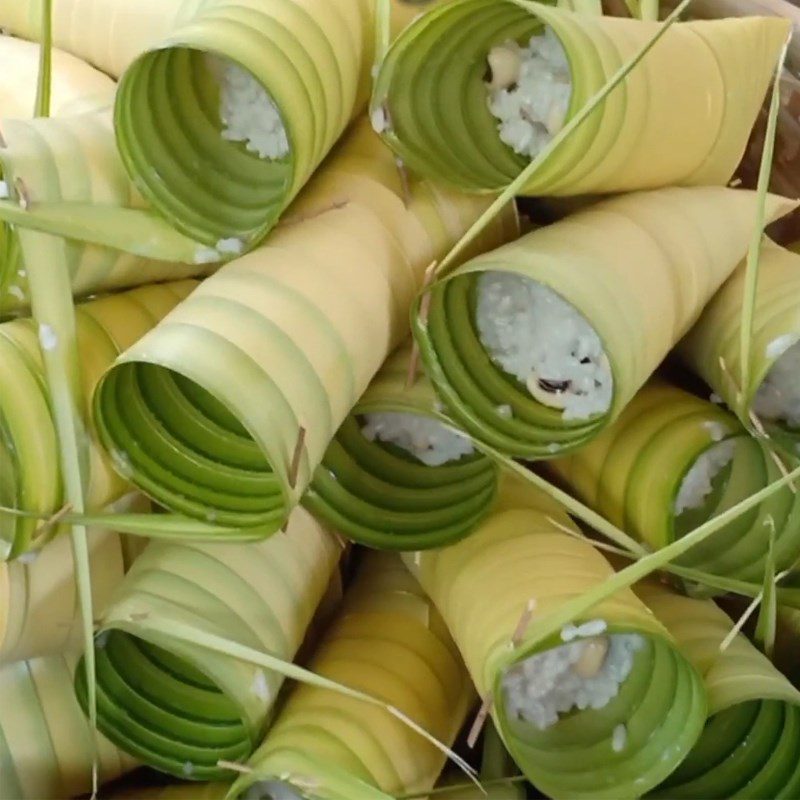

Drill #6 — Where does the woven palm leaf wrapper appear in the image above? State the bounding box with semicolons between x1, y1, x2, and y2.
2;0;448;251
229;551;473;800
402;491;706;799
371;0;788;195
0;652;139;799
546;380;800;595
0;107;212;314
304;341;503;550
0;34;115;117
678;241;800;454
411;187;796;459
75;506;342;780
92;120;516;536
638;582;800;798
0;279;197;559
0;526;126;664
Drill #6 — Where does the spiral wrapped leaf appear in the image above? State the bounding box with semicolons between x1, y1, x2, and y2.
371;0;789;195
412;187;796;459
230;551;472;800
547;380;800;591
75;506;342;780
404;494;706;799
0;653;138;799
305;342;501;550
93;121;516;535
0;280;196;559
639;582;800;799
679;241;800;453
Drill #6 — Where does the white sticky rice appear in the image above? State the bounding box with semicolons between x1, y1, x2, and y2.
753;338;800;428
503;628;644;731
674;440;735;516
485;28;571;160
475;271;612;420
207;55;289;160
361;411;474;467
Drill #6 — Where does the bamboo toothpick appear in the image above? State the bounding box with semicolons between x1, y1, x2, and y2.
217;760;253;775
288;426;307;489
467;598;536;748
396;157;411;206
406;262;438;388
13;177;31;210
32;501;73;538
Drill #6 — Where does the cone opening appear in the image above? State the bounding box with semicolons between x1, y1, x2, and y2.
304;415;497;550
496;631;705;797
93;361;288;530
414;271;610;458
115;46;294;248
372;0;542;190
76;629;253;781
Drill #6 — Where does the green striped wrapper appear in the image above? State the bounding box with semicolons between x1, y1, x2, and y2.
411;187;796;459
304;342;501;550
75;506;342;780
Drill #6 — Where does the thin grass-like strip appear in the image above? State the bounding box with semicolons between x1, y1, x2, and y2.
412;187;796;459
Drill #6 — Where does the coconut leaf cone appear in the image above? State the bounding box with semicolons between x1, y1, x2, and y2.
75;506;342;780
0;280;196;559
403;492;706;799
638;582;800;798
0;34;114;118
0;110;213;313
304;342;502;550
229;552;473;800
411;187;796;460
0;652;139;800
371;0;789;195
546;380;800;592
92;120;516;537
679;240;800;453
